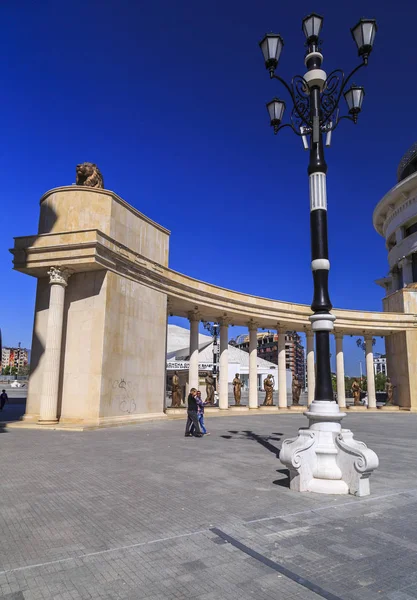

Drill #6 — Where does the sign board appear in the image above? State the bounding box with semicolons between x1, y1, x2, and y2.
167;361;215;371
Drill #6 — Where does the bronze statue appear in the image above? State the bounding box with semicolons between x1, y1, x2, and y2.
170;371;182;407
205;373;215;404
76;163;104;188
263;374;274;406
385;377;394;405
292;374;302;405
351;379;361;406
232;373;242;405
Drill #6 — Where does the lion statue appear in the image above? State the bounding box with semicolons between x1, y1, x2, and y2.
75;163;104;189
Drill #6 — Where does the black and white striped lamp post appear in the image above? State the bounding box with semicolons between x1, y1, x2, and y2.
259;15;380;496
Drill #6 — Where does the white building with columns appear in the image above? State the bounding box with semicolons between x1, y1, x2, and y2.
374;142;417;292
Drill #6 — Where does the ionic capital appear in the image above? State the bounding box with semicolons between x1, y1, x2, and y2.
47;267;71;287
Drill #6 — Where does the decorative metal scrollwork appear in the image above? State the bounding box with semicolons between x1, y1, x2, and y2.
321;69;344;127
291;75;310;128
271;58;367;138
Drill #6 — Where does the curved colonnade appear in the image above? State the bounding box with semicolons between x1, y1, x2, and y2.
11;187;417;427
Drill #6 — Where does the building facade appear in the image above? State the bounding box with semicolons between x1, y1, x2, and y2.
232;331;305;386
1;346;29;372
373;354;387;376
374;142;417;293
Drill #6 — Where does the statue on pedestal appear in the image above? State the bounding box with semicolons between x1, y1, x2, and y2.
385;377;394;405
292;374;302;405
233;373;242;405
170;371;182;408
263;374;274;406
205;373;215;404
351;379;361;406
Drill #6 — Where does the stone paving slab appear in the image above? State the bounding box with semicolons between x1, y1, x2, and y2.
0;413;417;599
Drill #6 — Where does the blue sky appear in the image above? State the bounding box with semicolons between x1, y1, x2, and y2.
1;0;415;375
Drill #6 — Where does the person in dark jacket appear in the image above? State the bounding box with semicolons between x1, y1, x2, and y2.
0;389;8;411
185;388;202;437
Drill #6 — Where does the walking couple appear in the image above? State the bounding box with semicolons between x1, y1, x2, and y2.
185;388;210;437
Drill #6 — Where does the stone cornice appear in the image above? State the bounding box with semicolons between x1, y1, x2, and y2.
10;228;417;335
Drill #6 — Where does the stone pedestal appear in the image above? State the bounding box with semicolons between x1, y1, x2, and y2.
280;401;379;496
378;405;400;411
14;186;169;428
229;405;249;411
288;405;305;412
259;405;278;412
347;405;368;411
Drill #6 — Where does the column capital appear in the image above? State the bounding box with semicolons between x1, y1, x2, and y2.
188;308;202;322
218;314;232;327
364;333;374;343
47;267;71;287
247;319;260;331
306;329;314;338
334;331;344;340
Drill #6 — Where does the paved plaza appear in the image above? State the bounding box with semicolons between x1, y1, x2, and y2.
1;413;417;600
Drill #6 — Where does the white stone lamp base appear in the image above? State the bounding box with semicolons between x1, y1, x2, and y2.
280;401;379;496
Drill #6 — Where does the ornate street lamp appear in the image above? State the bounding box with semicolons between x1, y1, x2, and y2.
202;320;219;403
259;13;379;495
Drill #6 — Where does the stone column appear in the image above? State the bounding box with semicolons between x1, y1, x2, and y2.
401;256;413;286
277;327;287;409
219;318;230;410
335;333;346;408
39;267;71;424
188;310;200;392
306;331;315;406
248;321;259;409
365;335;377;409
391;269;400;292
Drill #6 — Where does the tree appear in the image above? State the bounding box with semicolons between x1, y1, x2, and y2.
3;365;10;375
19;364;30;377
375;373;387;392
356;337;376;353
10;366;17;376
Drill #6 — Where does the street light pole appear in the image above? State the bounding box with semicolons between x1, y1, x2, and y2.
202;320;219;403
260;14;379;495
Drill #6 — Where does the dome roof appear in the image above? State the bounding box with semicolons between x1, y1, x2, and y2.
397;142;417;182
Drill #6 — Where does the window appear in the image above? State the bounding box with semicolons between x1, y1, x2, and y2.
412;253;417;283
405;221;417;238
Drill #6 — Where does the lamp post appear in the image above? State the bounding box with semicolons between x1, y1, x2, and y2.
202;320;219;403
260;14;379;495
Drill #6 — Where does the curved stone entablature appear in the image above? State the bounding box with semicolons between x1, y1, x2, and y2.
9;185;417;425
11;187;417;337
